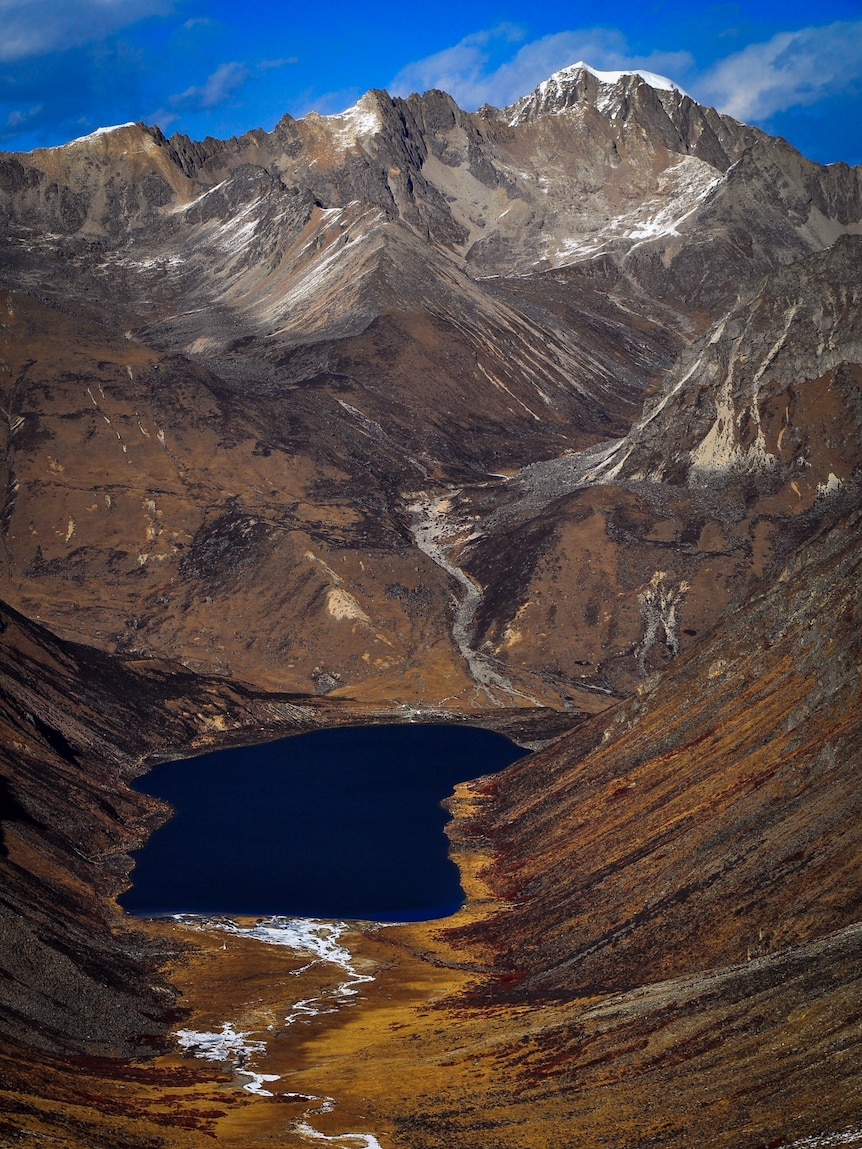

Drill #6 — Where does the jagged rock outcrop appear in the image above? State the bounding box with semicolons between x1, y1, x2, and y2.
448;234;862;694
598;234;862;494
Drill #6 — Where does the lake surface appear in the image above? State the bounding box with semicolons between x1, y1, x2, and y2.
121;723;528;922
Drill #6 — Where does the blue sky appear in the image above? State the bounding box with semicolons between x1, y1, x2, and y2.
2;0;861;164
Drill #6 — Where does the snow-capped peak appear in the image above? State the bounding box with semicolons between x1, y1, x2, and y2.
507;61;690;126
324;92;383;147
567;61;687;96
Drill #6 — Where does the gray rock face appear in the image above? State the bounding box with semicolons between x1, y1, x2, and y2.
595;235;862;496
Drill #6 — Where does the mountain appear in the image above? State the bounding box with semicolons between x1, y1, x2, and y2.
2;63;860;709
0;62;861;1147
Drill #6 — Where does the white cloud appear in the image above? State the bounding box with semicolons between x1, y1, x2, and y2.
260;57;298;70
172;62;250;110
2;105;41;139
390;26;693;109
389;19;862;129
696;20;862;121
389;24;523;107
0;0;174;62
150;60;252;130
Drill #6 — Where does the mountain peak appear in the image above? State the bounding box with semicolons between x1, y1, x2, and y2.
66;121;139;144
322;90;386;147
506;60;689;126
27;120;166;158
565;61;687;95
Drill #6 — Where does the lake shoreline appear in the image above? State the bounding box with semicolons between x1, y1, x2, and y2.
121;723;529;923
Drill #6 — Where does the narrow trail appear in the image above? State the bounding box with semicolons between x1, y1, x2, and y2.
407;492;541;707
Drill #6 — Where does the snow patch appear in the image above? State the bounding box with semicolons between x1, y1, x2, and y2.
171;916;375;1018
169;917;380;1102
293;1095;383;1148
574;61;687;94
172;915;362;967
121;255;185;271
295;1121;383;1149
788;1128;862;1148
551;155;722;265
65;122;138;146
325;96;383;147
817;472;842;496
175;1022;280;1096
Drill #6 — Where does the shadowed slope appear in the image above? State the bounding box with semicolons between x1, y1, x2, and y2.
0;599;369;1055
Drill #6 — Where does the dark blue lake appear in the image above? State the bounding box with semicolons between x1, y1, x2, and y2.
121;723;527;922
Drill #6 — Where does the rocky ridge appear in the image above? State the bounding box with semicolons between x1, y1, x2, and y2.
1;64;861;708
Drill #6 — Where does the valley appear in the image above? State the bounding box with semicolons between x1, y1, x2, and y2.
0;60;860;1147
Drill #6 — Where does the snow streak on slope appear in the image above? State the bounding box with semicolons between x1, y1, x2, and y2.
551;155;723;265
64;123;139;146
